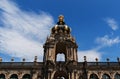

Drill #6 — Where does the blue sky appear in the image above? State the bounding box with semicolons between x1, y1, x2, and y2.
0;0;120;62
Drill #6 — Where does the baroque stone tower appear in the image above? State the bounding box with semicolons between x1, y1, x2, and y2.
43;15;78;79
0;15;120;79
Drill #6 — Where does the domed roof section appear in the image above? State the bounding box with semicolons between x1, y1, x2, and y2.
51;15;71;34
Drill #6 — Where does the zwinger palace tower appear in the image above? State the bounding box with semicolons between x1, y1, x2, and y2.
0;15;120;79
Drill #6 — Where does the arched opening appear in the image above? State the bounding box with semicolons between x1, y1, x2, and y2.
114;73;120;79
102;74;111;79
0;74;5;79
10;74;18;79
55;42;66;62
22;74;31;79
53;71;68;79
89;74;98;79
56;53;65;61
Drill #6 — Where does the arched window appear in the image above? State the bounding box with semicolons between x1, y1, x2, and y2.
114;73;120;79
55;42;66;62
89;74;98;79
0;74;5;79
56;53;65;61
22;74;30;79
10;74;18;79
102;74;110;79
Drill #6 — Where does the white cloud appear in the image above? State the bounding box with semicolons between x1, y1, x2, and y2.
0;0;54;61
105;18;119;31
96;35;120;47
78;49;101;62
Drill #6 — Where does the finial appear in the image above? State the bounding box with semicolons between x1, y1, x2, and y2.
84;56;87;62
57;15;65;25
11;57;14;62
95;58;98;62
34;56;37;62
106;58;109;62
117;57;120;62
95;58;98;66
22;58;25;62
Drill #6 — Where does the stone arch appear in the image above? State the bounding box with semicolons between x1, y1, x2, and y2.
89;73;99;79
22;74;31;79
113;72;120;76
0;74;5;79
10;74;18;79
53;71;68;79
102;73;111;79
8;71;20;78
114;73;120;79
56;53;65;61
21;72;30;76
88;71;99;78
55;42;67;61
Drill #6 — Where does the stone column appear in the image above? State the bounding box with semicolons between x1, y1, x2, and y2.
32;73;38;79
73;48;74;60
111;74;114;79
46;48;49;60
69;72;72;79
48;70;52;79
87;73;90;79
74;70;77;79
67;48;71;61
99;74;102;79
5;73;10;79
71;48;73;59
19;75;23;79
73;48;76;61
6;76;9;79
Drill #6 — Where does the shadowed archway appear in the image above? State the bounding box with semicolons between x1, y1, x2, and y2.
10;74;18;79
89;74;98;79
53;71;68;79
115;73;120;79
22;74;31;79
0;74;5;79
102;74;111;79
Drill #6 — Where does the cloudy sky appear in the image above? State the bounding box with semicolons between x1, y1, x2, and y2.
0;0;120;62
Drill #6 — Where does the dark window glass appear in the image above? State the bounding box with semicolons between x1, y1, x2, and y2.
10;74;18;79
102;74;110;79
0;74;5;79
90;74;98;79
115;73;120;79
22;74;31;79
